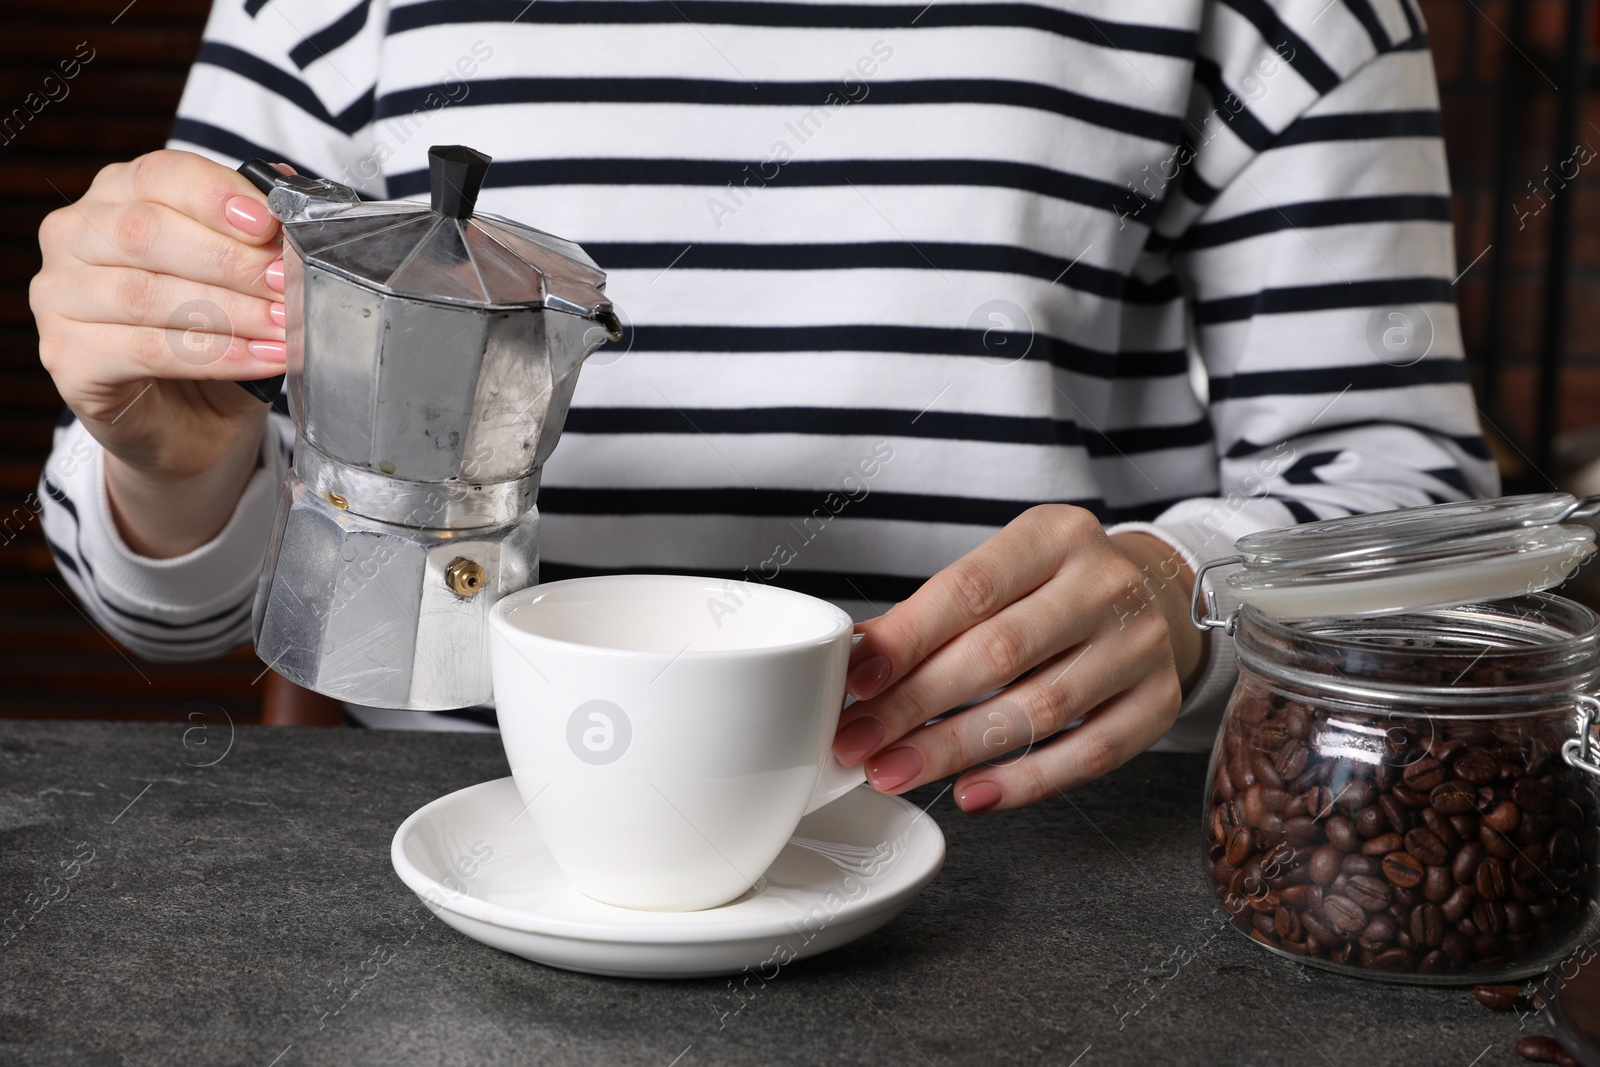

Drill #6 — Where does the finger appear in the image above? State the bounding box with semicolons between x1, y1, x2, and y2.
859;611;1168;794
839;567;1101;755
38;317;286;389
953;667;1182;813
56;200;280;297
42;264;283;341
89;149;283;245
844;505;1100;701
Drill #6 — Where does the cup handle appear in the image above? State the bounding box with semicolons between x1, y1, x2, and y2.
805;753;867;815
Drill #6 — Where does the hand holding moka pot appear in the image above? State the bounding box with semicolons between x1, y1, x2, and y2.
238;146;622;710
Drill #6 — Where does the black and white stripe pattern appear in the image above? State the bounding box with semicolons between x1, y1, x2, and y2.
44;1;1495;728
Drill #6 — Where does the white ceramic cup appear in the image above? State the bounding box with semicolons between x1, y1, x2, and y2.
488;574;866;911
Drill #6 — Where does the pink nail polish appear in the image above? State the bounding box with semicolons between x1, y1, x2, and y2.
225;196;270;237
264;259;285;293
833;716;884;766
846;655;892;699
867;746;923;792
248;339;286;363
958;781;1002;813
269;302;286;327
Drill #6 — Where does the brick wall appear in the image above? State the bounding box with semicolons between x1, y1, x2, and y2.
1424;0;1600;449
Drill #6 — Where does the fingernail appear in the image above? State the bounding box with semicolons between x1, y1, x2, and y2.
833;716;884;766
265;259;285;293
226;196;270;237
846;655;892;699
248;339;286;363
269;301;285;327
867;746;923;792
957;780;1002;813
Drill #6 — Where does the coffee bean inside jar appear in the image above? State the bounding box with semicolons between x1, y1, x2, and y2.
1203;593;1600;984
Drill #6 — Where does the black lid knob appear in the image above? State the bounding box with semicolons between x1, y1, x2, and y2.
429;145;492;219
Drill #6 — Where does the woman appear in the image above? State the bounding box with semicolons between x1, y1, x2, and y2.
30;0;1493;812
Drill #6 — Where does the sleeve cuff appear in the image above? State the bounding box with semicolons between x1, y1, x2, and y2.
75;424;284;621
1105;518;1240;752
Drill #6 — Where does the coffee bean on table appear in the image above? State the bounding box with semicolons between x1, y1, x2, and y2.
1515;1035;1570;1064
1473;983;1527;1011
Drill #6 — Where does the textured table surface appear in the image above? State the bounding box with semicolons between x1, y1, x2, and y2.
0;719;1565;1066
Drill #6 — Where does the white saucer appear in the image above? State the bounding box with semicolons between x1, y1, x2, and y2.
390;777;946;979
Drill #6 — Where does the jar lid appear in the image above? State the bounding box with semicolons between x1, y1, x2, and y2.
1195;493;1599;626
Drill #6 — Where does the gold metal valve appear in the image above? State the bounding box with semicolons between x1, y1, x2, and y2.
445;557;486;597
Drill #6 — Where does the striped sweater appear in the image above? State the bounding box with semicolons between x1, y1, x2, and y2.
39;0;1498;745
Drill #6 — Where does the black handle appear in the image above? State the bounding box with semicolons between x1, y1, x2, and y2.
428;145;492;219
235;159;285;404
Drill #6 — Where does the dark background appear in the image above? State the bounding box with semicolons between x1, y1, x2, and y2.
0;0;1593;723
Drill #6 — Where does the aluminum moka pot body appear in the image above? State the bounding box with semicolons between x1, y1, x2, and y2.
243;147;621;710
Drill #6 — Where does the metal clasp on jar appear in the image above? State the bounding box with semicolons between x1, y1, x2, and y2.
1560;693;1600;779
1190;554;1246;634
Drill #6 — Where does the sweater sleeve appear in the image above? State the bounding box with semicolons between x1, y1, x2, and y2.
1111;1;1498;748
38;413;295;662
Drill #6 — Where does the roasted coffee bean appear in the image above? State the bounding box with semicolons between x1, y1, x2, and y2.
1441;930;1471;966
1380;795;1413;833
1322;894;1368;935
1391;785;1432;809
1273;907;1302;940
1381;850;1425;888
1365;946;1414;972
1342;779;1377;811
1515;1035;1569;1063
1555;796;1585;830
1276;740;1310;780
1420;807;1460;849
1423;865;1454;903
1303;786;1335;820
1253;909;1277;938
1225;826;1255;866
1453;747;1499;785
1473;984;1526;1011
1282;885;1323;909
1404;827;1450;866
1283;816;1323;847
1550;827;1581;868
1477;857;1509;901
1362;833;1403;856
1442;884;1476;923
1301;911;1337;945
1243;784;1288;828
1484;800;1521;835
1449;813;1480;840
1418;949;1448;974
1512;776;1554;813
1474;898;1507;936
1358;913;1397;950
1342;854;1380;877
1309;845;1341;886
1325;815;1359;852
1410;903;1445;947
1403;757;1445;791
1431;781;1479;815
1504;901;1532;936
1354;806;1388;839
1453;841;1485;885
1285;703;1311;739
1251;751;1284;789
1346;875;1392;912
1481;824;1518;861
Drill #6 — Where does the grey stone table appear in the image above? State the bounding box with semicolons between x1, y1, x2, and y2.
0;719;1564;1066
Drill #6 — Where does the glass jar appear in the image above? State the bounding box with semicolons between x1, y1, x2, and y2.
1203;593;1600;983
